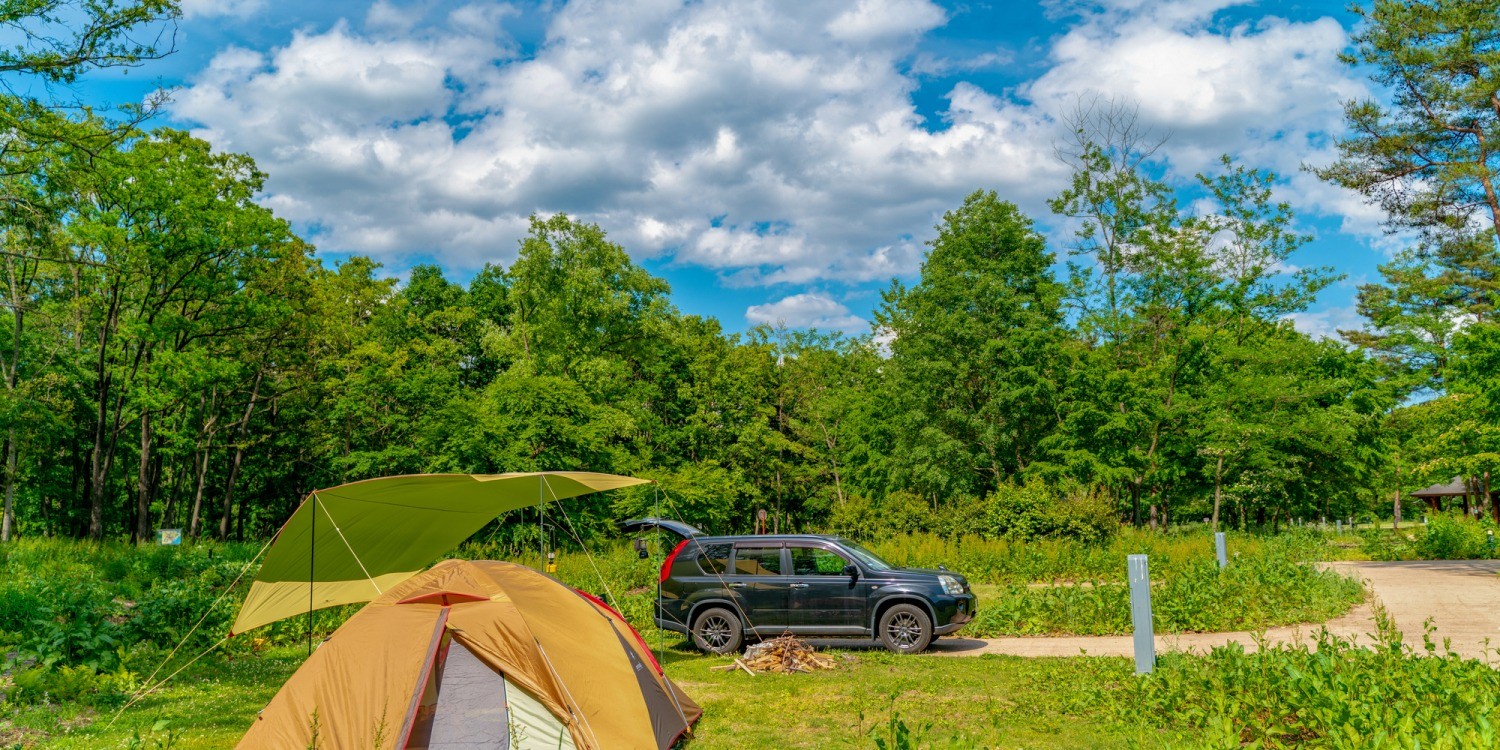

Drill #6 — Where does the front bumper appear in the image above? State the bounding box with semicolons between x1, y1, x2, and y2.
933;591;977;635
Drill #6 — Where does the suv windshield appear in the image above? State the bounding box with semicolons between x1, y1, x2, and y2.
840;540;893;572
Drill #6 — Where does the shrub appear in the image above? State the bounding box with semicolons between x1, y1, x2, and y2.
1414;513;1494;559
828;491;937;540
1351;513;1500;561
5;663;134;707
1106;610;1500;748
22;579;128;671
831;484;1119;544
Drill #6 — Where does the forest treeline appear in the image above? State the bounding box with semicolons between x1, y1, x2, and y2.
1;0;1498;544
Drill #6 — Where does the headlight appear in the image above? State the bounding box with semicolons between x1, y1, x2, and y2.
939;575;964;595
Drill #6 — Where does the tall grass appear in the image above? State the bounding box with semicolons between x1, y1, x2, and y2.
1358;512;1500;561
863;527;1334;583
967;550;1363;637
1099;609;1500;749
0;527;1361;675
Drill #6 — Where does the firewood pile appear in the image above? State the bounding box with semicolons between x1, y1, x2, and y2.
711;634;837;675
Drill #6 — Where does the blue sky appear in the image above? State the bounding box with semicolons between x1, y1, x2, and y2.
78;0;1386;338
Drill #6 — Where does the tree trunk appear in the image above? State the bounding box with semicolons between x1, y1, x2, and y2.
88;405;110;540
1;431;14;541
88;297;121;540
135;409;153;542
219;370;263;540
1393;455;1401;531
189;444;211;540
1211;454;1224;531
1488;472;1497;524
819;423;845;507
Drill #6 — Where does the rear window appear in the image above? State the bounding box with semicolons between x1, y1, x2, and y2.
697;543;731;575
733;546;783;576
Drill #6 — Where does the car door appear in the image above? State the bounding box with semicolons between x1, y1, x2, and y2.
728;543;790;632
786;543;866;631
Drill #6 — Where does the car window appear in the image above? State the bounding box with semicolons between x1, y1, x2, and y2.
789;546;849;576
839;540;894;572
697;543;731;575
732;546;783;576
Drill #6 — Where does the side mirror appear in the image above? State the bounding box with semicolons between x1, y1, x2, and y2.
842;564;859;580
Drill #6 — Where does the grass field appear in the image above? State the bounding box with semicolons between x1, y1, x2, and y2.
4;638;1194;749
16;620;1500;750
9;522;1500;748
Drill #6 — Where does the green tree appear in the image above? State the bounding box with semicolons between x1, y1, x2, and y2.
878;190;1066;499
1317;0;1500;394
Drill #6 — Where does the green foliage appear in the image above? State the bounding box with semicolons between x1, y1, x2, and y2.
6;663;132;707
965;540;1362;637
1108;611;1500;749
828;485;1118;543
0;0;180;88
613;463;754;536
986;484;1118;543
877;190;1067;499
1357;513;1500;561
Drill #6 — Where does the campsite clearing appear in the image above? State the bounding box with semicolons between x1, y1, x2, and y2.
8;643;1183;749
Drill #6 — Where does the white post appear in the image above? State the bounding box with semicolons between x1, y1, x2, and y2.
1215;532;1227;569
1128;554;1154;675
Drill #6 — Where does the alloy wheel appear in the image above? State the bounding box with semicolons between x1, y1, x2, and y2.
699;615;733;649
886;611;922;648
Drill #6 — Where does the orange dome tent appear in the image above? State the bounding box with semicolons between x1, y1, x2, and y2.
239;559;701;749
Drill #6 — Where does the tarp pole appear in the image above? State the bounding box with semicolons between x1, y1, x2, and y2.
655;482;663;669
308;493;315;657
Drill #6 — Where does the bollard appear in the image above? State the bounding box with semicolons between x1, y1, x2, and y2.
1215;532;1228;569
1488;530;1496;558
1336;519;1342;534
1128;554;1154;675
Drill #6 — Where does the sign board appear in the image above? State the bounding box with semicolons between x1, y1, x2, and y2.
158;528;183;546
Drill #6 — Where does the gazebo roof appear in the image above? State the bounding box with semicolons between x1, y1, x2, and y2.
1410;477;1471;498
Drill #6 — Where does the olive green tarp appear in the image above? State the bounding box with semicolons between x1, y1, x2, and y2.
230;472;649;635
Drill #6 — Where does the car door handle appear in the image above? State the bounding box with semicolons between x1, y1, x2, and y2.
790;583;809;589
728;582;746;588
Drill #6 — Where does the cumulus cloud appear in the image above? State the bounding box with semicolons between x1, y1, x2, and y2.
169;0;1375;284
745;293;870;333
1028;2;1364;175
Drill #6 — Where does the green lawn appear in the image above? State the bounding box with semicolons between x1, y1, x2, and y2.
6;640;1196;749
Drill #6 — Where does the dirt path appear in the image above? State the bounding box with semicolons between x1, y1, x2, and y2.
928;560;1500;662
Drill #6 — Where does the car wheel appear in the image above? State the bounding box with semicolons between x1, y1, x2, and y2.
878;603;932;654
691;607;743;654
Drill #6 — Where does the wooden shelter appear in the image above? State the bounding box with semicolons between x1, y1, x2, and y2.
1410;476;1495;516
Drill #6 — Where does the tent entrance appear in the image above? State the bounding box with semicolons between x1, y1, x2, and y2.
405;634;576;750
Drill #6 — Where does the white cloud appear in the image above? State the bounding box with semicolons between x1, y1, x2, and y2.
745;293;869;333
1285;305;1363;343
180;0;264;19
169;0;1378;286
909;49;1014;77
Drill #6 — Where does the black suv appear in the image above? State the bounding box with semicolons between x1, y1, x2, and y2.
633;521;975;654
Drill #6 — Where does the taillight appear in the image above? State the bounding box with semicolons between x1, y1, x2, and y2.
660;539;689;583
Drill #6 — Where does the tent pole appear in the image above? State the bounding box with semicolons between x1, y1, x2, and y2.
655;482;663;669
308;494;315;657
